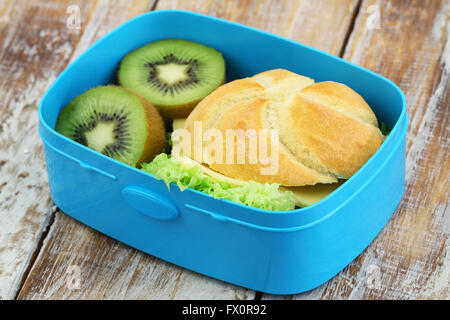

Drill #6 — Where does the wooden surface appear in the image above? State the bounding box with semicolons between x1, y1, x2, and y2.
0;0;447;300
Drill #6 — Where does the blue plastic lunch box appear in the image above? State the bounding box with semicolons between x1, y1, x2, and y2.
38;10;408;295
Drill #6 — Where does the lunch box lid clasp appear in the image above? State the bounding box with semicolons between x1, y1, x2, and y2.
122;186;179;220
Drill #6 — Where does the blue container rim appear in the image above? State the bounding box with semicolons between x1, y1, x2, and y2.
38;9;409;225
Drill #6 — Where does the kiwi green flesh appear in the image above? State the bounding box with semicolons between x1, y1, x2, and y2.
55;86;149;167
118;39;225;113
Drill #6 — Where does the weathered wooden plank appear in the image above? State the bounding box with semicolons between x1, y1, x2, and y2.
18;212;253;300
155;0;360;55
0;0;155;300
0;0;99;300
16;0;361;299
264;0;449;300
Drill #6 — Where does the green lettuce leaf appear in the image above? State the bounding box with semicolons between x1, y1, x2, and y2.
141;153;295;211
380;122;391;136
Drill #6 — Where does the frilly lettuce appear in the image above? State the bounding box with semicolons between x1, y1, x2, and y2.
141;153;295;211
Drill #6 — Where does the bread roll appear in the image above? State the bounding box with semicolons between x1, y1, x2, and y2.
183;69;384;186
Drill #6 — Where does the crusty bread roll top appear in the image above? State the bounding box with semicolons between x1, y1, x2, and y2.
183;69;384;186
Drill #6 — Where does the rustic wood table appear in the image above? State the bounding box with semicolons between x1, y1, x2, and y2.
0;0;448;300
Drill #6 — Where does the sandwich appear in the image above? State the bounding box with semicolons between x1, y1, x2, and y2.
141;69;385;210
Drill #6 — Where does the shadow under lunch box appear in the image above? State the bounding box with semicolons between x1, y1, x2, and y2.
38;10;408;295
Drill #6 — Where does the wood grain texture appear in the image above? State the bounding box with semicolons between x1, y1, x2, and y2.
14;0;362;300
0;0;155;300
0;0;98;300
155;0;360;55
264;0;450;300
18;212;253;300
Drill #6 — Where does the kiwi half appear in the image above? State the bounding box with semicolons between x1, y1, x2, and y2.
118;39;225;121
55;86;166;167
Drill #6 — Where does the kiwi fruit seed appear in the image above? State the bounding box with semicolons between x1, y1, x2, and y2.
55;86;166;167
118;39;225;121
